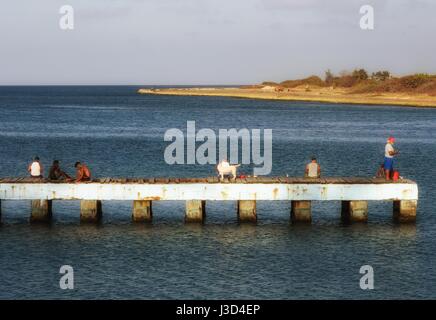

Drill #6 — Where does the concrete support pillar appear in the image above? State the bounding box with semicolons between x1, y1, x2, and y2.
185;200;205;223
393;200;417;223
132;200;153;222
30;200;52;222
237;200;257;223
341;200;368;223
80;200;102;223
291;201;312;223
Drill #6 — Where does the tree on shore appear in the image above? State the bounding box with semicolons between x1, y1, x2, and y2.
352;69;369;81
371;71;391;82
325;69;334;85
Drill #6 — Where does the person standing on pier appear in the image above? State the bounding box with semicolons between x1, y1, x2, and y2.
72;162;91;182
28;156;43;179
384;136;399;180
305;156;321;178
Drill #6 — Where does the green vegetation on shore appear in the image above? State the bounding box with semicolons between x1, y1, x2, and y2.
260;69;436;96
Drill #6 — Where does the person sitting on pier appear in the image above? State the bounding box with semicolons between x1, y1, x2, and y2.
48;160;71;180
28;156;43;179
384;136;399;180
305;156;321;178
217;158;240;181
72;162;91;182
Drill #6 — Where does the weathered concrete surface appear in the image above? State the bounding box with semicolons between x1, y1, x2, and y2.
237;200;257;222
0;179;419;224
393;200;417;223
30;200;52;223
291;201;312;223
0;181;418;201
185;200;205;223
80;200;102;223
341;200;368;223
132;200;152;222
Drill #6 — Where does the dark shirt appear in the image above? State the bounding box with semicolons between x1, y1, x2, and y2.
49;165;70;180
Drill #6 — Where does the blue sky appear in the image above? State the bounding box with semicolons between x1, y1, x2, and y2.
1;0;435;85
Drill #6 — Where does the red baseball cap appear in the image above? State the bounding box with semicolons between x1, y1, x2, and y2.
388;136;395;142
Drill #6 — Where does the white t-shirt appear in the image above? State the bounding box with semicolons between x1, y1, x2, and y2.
307;162;319;178
30;161;41;176
385;143;394;158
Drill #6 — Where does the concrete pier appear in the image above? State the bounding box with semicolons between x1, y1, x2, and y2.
185;200;205;223
80;200;102;223
393;200;417;223
0;177;419;224
291;200;312;223
237;200;257;222
30;200;52;223
341;200;368;223
132;200;153;222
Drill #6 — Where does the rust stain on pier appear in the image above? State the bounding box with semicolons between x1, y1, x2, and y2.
273;187;279;200
321;186;328;199
142;196;161;201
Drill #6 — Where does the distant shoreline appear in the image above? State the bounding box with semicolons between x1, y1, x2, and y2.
137;87;436;108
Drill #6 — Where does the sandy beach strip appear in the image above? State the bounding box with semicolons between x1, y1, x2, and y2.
137;87;436;108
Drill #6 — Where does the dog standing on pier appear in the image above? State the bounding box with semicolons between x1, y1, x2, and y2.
217;159;240;181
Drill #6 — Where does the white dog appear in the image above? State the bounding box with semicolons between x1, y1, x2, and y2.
217;159;240;181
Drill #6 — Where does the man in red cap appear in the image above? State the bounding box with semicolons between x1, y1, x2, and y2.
384;136;399;180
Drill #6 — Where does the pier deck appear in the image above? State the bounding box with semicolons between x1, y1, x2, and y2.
0;177;418;223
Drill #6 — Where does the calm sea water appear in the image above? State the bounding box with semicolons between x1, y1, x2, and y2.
0;86;435;299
